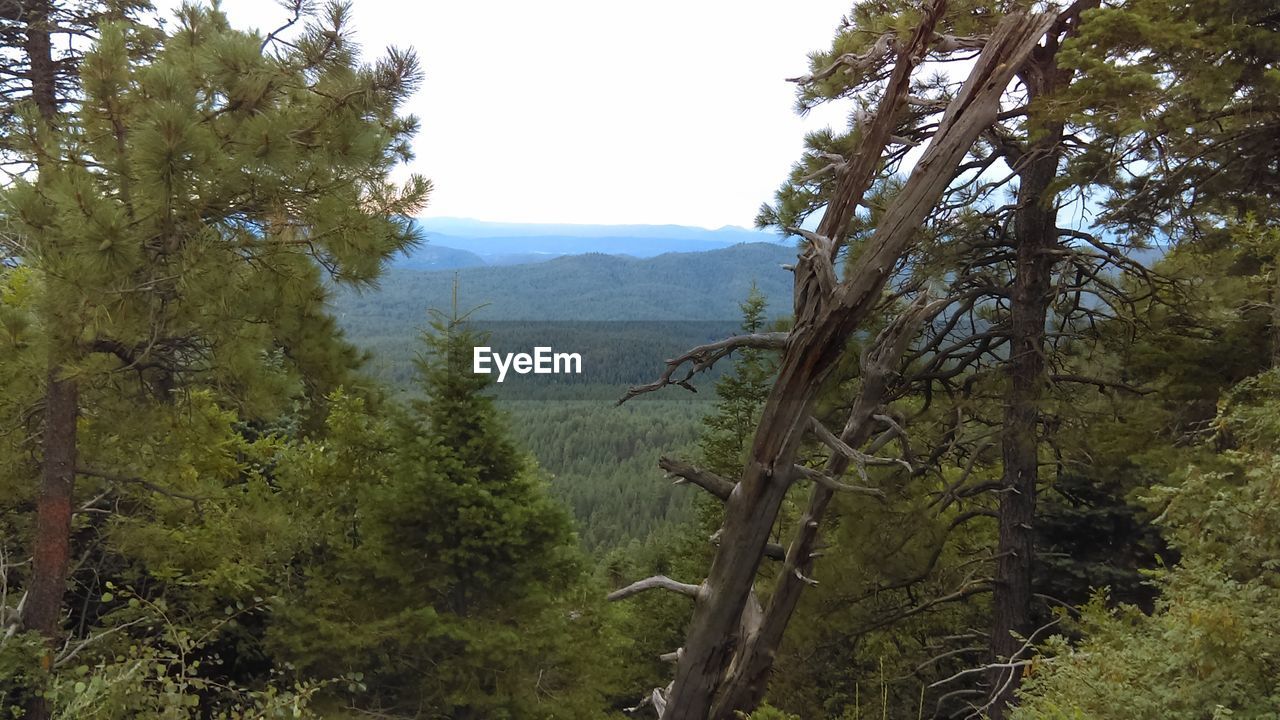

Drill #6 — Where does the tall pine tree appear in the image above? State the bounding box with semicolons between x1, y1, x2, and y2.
0;5;428;713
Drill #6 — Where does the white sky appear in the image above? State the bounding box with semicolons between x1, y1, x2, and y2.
155;0;855;228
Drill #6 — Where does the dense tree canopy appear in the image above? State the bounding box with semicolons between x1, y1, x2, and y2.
1;0;1278;719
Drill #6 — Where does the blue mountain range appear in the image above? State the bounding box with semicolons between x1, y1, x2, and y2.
395;217;786;269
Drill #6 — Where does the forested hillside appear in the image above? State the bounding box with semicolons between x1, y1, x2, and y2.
331;245;795;552
2;1;1279;719
339;242;796;323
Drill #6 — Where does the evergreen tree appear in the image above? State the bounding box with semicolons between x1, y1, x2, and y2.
0;3;428;713
1015;370;1280;719
271;307;613;718
699;284;775;477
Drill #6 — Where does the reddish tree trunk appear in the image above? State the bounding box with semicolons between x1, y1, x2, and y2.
18;4;80;720
23;369;78;639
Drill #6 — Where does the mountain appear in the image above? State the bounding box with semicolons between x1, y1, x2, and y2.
334;242;798;390
414;217;777;242
344;242;797;324
398;217;786;266
394;244;486;270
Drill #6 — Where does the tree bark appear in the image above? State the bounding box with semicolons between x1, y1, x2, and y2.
21;0;57;119
22;367;78;640
1270;268;1280;368
656;11;1057;718
709;298;942;719
17;4;79;720
986;41;1067;720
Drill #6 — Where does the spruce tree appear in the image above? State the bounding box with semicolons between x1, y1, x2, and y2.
272;307;610;718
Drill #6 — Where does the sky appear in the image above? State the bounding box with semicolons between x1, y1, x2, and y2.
154;0;855;229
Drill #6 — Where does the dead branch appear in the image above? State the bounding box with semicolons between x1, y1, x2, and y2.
618;332;787;405
709;528;787;562
76;467;205;515
660;456;734;501
809;417;914;475
608;576;701;602
0;542;29;647
1049;373;1152;395
650;6;1059;717
792;464;886;498
933;33;989;53
54;617;146;668
787;31;896;85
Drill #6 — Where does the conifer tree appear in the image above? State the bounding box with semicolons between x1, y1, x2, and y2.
0;5;429;712
699;284;775;477
271;307;611;718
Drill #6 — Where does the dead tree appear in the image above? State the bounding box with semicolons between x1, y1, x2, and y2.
613;4;1058;718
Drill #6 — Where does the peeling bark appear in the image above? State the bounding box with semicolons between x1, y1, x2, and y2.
711;297;947;718
641;8;1059;718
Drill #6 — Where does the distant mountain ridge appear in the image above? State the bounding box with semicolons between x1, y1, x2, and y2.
343;241;797;324
396;217;786;268
334;241;798;389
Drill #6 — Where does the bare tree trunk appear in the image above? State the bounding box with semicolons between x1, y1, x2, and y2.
1270;269;1280;367
710;298;942;719
986;42;1067;720
648;11;1058;718
19;0;57;119
16;4;79;720
22;366;78;636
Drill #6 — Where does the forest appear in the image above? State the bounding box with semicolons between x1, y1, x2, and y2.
1;0;1278;719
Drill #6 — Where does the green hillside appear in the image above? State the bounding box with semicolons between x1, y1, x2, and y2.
337;241;797;324
330;243;796;552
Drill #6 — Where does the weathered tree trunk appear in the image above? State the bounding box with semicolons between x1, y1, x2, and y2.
20;1;57;117
986;37;1069;720
651;11;1057;718
17;4;80;720
710;297;944;719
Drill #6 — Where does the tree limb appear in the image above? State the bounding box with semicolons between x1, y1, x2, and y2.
608;576;701;602
618;332;788;405
660;456;734;501
792;464;886;498
76;467;205;515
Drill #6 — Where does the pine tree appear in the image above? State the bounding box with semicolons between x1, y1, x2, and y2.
1015;370;1280;719
0;4;429;712
699;284;775;477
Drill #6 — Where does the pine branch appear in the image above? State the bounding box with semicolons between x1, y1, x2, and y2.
76;467;205;515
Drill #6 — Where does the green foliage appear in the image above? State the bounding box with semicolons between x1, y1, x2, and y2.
2;1;1279;718
4;1;428;416
268;313;617;718
743;704;803;720
1015;371;1280;720
700;284;776;476
1061;0;1280;234
509;398;709;552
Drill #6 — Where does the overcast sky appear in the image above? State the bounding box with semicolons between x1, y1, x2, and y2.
154;0;854;228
